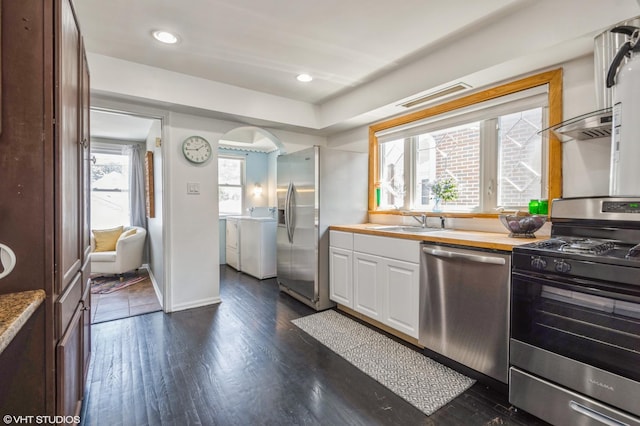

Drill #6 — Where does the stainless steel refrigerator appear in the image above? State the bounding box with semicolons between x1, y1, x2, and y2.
277;146;368;310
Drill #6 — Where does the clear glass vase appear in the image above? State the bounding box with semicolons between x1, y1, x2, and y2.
433;197;442;212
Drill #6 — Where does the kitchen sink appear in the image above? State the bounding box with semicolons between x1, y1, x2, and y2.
366;225;440;233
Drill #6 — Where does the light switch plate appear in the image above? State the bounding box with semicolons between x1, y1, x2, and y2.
155;137;162;147
187;182;200;194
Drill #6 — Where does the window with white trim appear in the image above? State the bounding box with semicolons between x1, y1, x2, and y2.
218;156;245;215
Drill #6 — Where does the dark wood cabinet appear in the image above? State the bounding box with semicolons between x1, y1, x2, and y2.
56;0;82;295
56;307;83;418
0;0;90;417
54;0;91;417
81;46;92;266
80;44;92;383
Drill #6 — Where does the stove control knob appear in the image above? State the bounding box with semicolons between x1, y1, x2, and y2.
530;257;547;270
554;260;571;273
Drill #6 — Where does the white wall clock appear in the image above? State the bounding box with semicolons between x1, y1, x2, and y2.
182;135;212;164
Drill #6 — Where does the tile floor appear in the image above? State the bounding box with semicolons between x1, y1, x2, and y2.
91;274;161;324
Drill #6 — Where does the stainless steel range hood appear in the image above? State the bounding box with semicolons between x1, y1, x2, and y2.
539;16;640;142
542;108;612;141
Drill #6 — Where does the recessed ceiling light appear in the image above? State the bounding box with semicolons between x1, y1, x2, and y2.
296;73;313;83
152;30;179;44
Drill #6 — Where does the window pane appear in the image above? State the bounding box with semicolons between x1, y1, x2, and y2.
414;122;480;211
414;134;435;208
219;187;243;215
219;158;243;185
498;107;543;207
91;152;131;229
379;139;405;209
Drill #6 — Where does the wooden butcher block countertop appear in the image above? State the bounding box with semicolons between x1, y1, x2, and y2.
330;223;547;252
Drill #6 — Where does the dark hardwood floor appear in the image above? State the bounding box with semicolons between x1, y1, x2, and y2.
81;266;547;426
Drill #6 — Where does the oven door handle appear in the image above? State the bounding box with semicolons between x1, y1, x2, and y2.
569;401;628;426
423;247;506;265
512;271;640;304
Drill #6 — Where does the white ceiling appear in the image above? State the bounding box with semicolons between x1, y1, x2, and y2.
75;0;526;104
76;0;640;141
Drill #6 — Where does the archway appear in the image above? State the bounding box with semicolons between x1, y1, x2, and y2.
219;126;285;154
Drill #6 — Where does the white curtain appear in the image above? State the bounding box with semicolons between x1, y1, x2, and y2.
126;144;147;228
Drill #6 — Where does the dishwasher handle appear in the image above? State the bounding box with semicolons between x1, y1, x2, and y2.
422;247;506;265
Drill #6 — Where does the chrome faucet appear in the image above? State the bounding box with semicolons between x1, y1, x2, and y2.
411;214;428;228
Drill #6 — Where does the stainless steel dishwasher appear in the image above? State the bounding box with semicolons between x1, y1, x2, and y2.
419;243;511;383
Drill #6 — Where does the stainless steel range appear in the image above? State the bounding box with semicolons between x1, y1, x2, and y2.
509;197;640;426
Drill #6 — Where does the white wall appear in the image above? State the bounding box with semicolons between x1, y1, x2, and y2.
145;119;165;302
267;151;278;207
165;112;222;311
560;55;612;197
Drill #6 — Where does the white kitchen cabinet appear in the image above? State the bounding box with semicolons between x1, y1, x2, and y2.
353;250;419;337
329;247;353;308
353;251;384;321
329;231;355;307
330;231;420;339
381;257;419;338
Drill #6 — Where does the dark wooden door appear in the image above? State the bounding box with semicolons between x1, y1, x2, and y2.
80;44;91;267
55;0;88;418
56;306;83;419
56;0;82;295
79;43;92;384
81;284;91;380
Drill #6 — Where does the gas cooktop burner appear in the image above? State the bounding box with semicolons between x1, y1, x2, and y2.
531;238;617;256
560;239;616;255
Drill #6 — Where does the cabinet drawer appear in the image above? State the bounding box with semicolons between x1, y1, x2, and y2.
56;272;82;339
56;305;83;419
354;234;419;263
329;230;353;250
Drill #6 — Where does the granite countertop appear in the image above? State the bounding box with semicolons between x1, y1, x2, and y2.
330;223;547;251
0;290;46;355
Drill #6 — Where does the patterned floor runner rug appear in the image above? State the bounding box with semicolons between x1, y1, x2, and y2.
291;309;475;416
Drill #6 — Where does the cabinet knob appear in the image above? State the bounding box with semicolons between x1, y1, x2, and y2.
554;259;571;273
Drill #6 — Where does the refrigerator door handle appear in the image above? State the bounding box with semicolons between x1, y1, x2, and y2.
285;182;293;243
289;183;296;240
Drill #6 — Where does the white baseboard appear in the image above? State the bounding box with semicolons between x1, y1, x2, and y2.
142;264;163;310
170;297;222;313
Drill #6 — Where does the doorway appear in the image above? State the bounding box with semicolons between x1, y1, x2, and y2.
89;108;164;323
217;126;283;268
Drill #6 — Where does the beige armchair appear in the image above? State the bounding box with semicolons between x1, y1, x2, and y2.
90;226;147;275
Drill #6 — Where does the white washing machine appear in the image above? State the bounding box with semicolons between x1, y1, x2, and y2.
225;216;247;271
239;217;277;279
